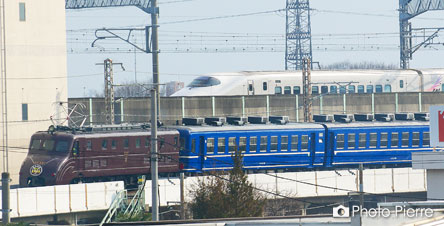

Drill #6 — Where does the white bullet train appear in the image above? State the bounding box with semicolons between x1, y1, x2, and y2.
171;69;444;97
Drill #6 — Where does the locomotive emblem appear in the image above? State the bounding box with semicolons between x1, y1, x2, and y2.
30;164;43;176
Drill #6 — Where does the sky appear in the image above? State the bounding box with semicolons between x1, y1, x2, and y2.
65;0;444;97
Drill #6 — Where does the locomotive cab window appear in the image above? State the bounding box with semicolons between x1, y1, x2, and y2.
55;141;69;152
207;138;214;154
188;76;221;87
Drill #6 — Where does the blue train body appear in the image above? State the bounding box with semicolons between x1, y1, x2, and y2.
177;121;431;172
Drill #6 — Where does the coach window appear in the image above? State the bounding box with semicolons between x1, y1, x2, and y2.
401;132;410;147
284;86;292;94
330;86;337;94
87;140;92;151
442;84;444;92
263;82;268;91
358;85;365;93
348;85;356;94
136;138;141;148
207;138;214;154
336;134;344;150
19;3;26;21
218;137;225;154
291;135;299;151
312;86;319;94
321;86;328;94
145;137;150;149
366;85;373;93
339;86;347;94
301;135;309;151
384;85;392;93
391;132;399;148
281;136;288;151
348;133;355;149
270;136;278;152
293;86;301;94
423;132;430;147
249;137;257;153
111;140;117;149
239;137;247;153
412;132;420;147
400;80;404;88
380;132;388;148
370;133;377;148
260;136;268;152
102;140;108;150
358;133;366;148
124;138;129;149
228;137;236;153
191;138;196;153
275;86;282;94
375;85;383;93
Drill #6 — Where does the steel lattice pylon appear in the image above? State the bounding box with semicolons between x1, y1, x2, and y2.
399;0;444;69
286;0;313;70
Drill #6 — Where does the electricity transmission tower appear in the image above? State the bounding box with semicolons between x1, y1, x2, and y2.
399;0;444;69
285;0;313;70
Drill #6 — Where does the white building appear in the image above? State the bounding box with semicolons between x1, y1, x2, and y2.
0;0;67;183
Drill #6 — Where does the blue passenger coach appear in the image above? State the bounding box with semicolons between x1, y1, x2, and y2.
177;124;325;172
325;121;430;167
177;121;430;172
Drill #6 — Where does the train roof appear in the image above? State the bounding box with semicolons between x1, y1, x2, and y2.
174;121;429;133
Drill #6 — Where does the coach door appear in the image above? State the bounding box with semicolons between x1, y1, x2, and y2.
247;80;254;95
199;136;205;170
310;133;317;166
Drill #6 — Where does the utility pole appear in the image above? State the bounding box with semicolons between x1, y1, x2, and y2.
302;58;312;122
96;59;124;125
150;0;160;222
0;0;10;223
180;172;185;219
150;89;159;221
359;164;364;226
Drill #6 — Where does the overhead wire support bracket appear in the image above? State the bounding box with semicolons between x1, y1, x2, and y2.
92;27;152;53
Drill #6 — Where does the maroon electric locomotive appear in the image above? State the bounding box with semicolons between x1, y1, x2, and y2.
19;125;180;187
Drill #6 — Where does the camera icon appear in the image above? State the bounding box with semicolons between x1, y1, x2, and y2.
333;205;350;218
